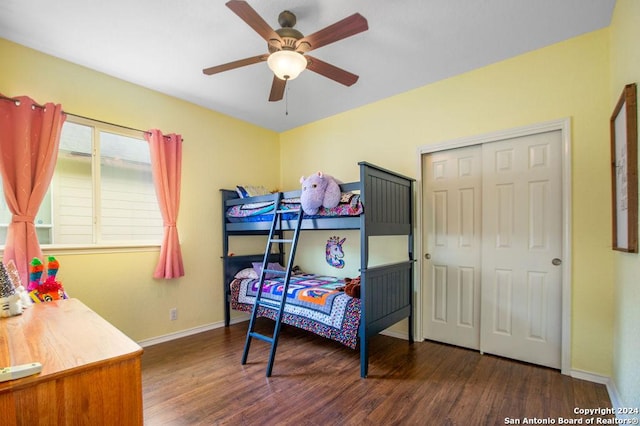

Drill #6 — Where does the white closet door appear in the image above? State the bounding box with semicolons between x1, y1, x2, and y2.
422;129;563;369
480;130;562;368
423;145;482;350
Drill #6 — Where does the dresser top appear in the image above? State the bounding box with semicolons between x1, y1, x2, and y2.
0;298;142;391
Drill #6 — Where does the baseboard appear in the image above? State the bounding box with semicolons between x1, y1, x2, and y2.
570;368;610;385
603;378;636;421
137;322;222;347
380;329;409;340
137;315;248;348
570;369;633;420
138;315;409;347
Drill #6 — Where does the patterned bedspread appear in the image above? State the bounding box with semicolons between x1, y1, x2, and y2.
226;192;363;223
230;274;360;349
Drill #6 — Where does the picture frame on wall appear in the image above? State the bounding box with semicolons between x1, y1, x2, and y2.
611;83;638;253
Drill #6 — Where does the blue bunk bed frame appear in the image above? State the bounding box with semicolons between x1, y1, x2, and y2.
221;162;415;377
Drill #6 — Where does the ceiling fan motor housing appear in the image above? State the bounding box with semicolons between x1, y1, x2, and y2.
270;10;304;53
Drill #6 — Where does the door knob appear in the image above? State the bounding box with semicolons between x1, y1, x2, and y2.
552;258;562;266
425;253;431;259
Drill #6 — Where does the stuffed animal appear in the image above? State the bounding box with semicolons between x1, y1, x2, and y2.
0;261;23;317
4;259;31;309
0;293;23;318
337;276;361;298
299;172;341;215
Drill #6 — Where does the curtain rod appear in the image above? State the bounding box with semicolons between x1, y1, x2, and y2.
1;93;45;109
65;111;153;136
0;94;181;140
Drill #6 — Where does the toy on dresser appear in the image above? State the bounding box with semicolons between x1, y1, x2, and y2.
0;259;32;317
28;256;68;303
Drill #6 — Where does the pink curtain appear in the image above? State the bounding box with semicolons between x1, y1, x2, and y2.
0;95;66;285
145;129;184;279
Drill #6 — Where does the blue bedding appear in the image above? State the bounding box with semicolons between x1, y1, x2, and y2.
226;193;362;223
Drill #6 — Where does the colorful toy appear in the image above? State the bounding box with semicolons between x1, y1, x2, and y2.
4;259;32;309
299;172;341;215
28;256;68;303
0;261;23;317
325;236;346;269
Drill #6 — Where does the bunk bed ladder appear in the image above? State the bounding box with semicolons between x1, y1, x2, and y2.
241;194;304;376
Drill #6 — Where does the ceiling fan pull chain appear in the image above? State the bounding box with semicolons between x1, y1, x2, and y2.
285;83;289;116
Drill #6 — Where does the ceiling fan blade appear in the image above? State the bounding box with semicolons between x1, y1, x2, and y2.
203;54;268;75
226;0;280;43
296;13;368;53
305;56;359;86
268;76;286;102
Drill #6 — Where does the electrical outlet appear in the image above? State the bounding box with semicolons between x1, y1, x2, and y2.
169;308;177;321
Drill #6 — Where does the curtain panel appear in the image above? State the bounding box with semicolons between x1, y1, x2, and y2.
145;129;185;279
0;95;66;285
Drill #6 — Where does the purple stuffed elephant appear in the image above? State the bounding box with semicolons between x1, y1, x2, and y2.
299;172;341;215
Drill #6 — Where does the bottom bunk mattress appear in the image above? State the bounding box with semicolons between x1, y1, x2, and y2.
230;273;360;349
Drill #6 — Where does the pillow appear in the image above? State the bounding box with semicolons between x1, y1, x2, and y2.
240;201;274;210
252;262;286;279
234;268;258;279
236;185;270;198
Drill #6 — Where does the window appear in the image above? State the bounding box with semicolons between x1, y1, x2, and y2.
0;117;164;247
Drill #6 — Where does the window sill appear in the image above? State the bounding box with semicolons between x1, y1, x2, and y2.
1;244;161;256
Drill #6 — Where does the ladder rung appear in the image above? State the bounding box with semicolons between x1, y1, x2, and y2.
256;299;281;309
276;208;301;214
270;239;293;243
263;269;286;276
249;332;274;344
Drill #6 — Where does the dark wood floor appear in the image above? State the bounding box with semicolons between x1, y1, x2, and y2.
141;319;613;425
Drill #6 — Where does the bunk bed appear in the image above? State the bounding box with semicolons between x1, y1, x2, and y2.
221;162;415;377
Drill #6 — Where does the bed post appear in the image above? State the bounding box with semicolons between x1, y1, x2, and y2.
408;181;415;344
220;189;235;327
359;163;369;378
357;161;415;378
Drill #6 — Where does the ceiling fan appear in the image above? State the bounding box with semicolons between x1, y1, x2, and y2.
202;0;368;102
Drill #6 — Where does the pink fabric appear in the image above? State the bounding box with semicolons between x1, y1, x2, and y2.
145;129;184;279
0;95;66;284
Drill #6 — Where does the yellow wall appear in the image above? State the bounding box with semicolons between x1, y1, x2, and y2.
609;0;640;410
281;30;614;375
0;38;280;341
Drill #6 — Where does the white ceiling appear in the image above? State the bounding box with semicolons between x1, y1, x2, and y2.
0;0;616;132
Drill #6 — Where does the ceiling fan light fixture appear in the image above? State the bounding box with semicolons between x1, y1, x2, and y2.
267;50;307;80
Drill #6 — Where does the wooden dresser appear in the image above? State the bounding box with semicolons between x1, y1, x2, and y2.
0;298;143;425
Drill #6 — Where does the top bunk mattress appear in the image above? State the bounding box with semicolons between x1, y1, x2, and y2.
226;192;363;223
